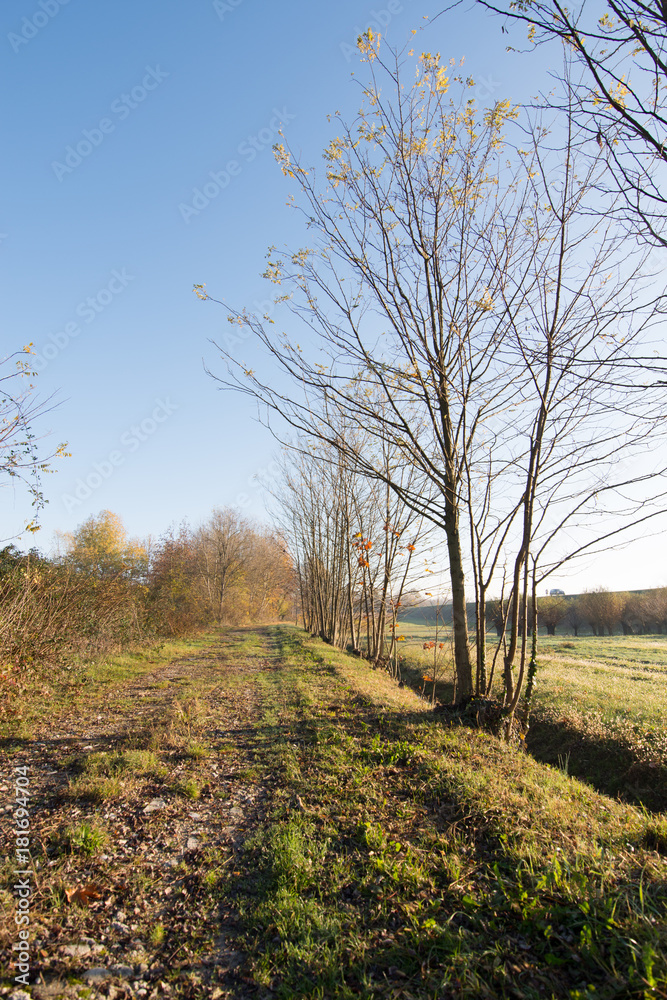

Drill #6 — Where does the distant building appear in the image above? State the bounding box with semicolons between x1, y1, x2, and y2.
549;588;565;596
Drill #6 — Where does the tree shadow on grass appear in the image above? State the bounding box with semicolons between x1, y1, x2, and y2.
525;715;667;813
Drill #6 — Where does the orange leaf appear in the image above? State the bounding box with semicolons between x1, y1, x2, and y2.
66;883;103;906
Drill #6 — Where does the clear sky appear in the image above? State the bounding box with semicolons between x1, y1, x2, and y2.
2;0;665;595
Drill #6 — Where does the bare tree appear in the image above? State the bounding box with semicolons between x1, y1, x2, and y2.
475;0;667;245
273;433;426;661
202;39;667;713
579;587;624;635
566;596;586;637
196;508;250;622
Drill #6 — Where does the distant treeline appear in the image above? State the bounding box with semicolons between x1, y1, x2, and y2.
398;588;667;637
0;508;294;674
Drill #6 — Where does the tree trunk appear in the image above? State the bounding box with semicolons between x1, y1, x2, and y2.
443;504;473;699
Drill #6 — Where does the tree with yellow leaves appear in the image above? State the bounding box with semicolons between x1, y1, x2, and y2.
58;510;147;581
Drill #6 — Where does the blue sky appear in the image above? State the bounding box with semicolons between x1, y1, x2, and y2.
1;0;664;593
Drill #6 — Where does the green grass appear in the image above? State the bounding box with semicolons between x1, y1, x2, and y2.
394;624;667;719
58;819;108;856
67;748;164;775
0;632;213;740
172;776;201;799
390;624;667;810
63;748;167;802
214;627;667;999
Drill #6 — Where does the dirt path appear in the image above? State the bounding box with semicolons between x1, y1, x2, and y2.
1;628;278;1000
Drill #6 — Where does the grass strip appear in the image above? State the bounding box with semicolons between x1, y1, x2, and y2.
221;626;667;1000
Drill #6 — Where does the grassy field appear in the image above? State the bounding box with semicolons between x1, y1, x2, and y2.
1;625;666;999
391;624;667;810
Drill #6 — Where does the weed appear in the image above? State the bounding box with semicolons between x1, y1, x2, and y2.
149;923;166;946
184;740;207;760
59;820;107;856
65;775;122;803
173;778;201;800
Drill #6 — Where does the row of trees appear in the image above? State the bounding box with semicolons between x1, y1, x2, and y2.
274;441;426;668
532;588;667;637
201;28;667;731
0;508;295;669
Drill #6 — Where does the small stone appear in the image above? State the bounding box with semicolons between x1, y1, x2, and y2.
83;967;110;983
143;798;167;814
188;812;202;820
110;921;131;935
186;836;200;851
228;806;244;821
108;963;134;978
62;943;92;957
